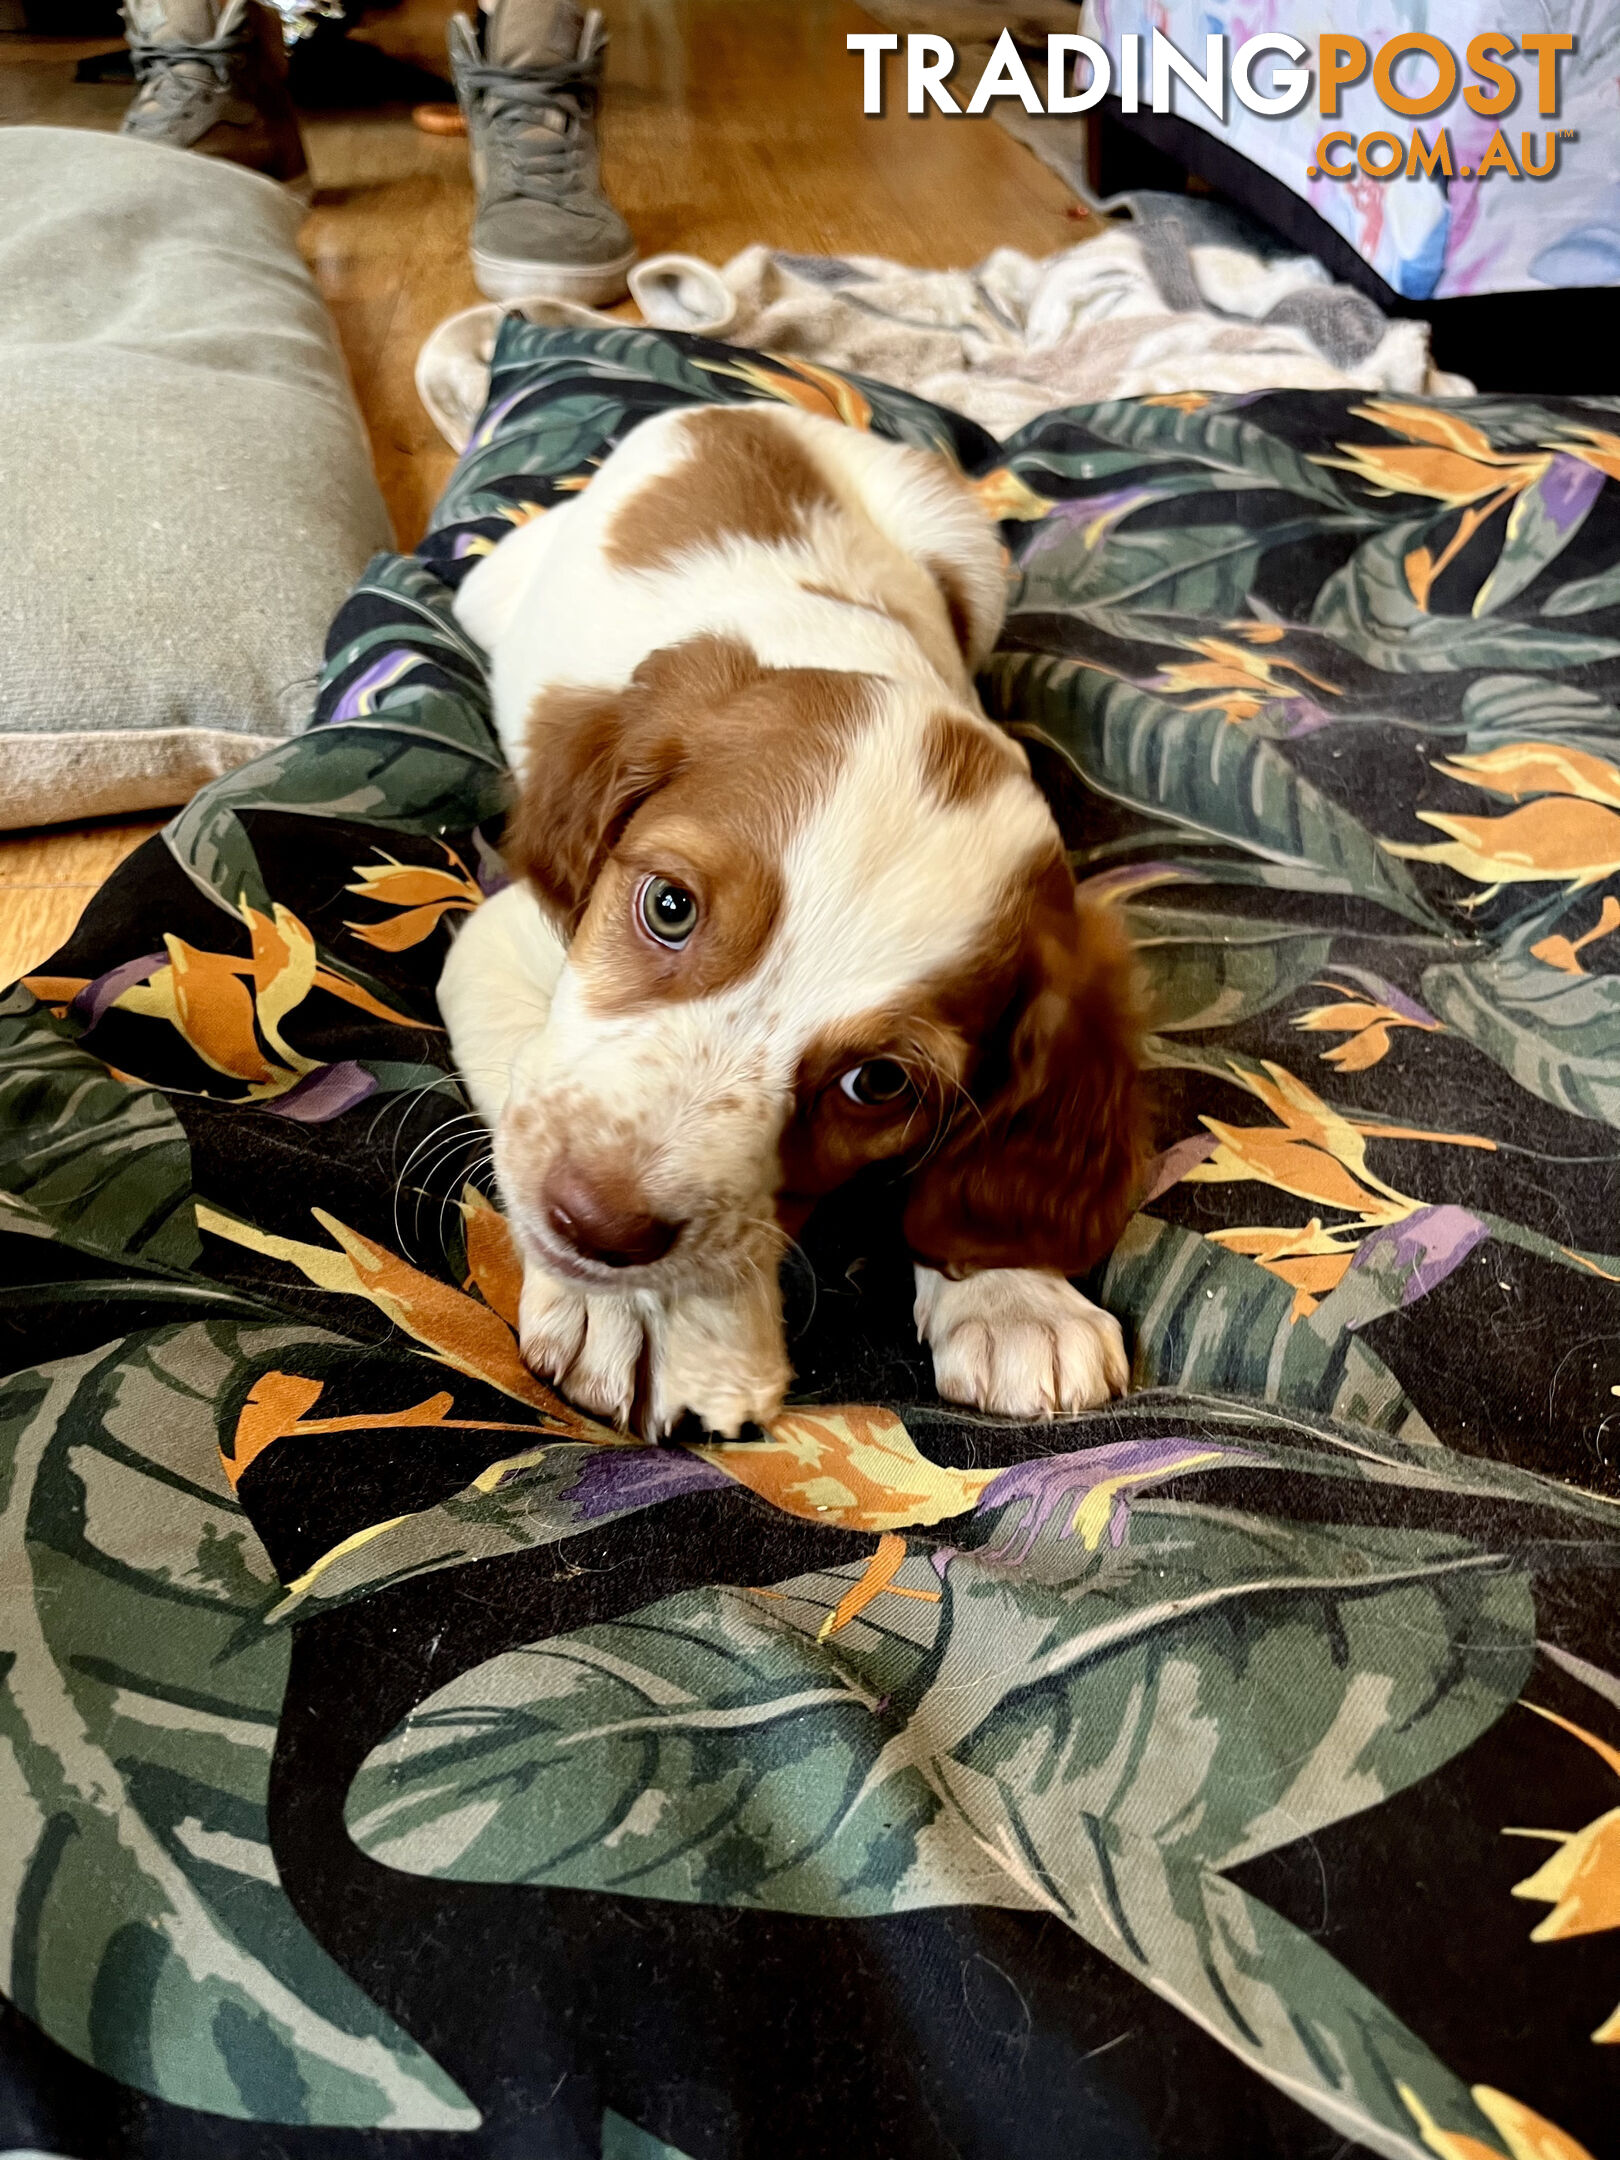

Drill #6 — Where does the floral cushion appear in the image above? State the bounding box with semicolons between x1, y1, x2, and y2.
4;319;1620;2160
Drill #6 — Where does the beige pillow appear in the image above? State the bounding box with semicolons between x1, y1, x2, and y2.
0;127;391;829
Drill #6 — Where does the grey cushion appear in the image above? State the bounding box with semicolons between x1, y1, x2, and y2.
0;127;391;829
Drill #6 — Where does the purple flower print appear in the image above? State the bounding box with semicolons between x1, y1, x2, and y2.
330;648;429;723
566;1446;732;1522
975;1437;1258;1564
261;1062;379;1123
1018;486;1155;561
1348;1205;1489;1311
71;952;166;1031
1541;455;1606;534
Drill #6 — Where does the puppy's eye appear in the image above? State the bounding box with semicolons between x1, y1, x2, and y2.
839;1058;913;1108
640;876;699;946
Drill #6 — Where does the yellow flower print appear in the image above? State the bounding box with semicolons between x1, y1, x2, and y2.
1505;1701;1620;2042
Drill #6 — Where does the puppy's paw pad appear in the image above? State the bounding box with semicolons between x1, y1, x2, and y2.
661;1411;770;1449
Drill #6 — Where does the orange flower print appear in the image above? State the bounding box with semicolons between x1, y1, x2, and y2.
1177;1057;1496;1319
1325;401;1547;509
344;843;485;952
1391;800;1620;903
971;466;1053;522
1400;2080;1595;2160
1292;978;1443;1071
1531;896;1620;977
224;1372;540;1490
1434;744;1620;811
703;354;872;429
113;899;425;1103
1322;403;1609;616
1209;1219;1357;1321
1149;630;1340;728
1390;738;1620;904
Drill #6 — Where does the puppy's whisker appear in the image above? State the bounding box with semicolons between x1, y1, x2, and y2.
393;1117;492;1190
735;1212;818;1330
391;1122;499;1255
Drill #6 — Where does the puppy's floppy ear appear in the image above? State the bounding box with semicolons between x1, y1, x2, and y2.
504;635;761;927
903;868;1147;1278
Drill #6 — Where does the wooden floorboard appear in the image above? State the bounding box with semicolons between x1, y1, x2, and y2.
0;0;1087;983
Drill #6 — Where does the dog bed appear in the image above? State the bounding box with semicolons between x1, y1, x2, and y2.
3;321;1620;2159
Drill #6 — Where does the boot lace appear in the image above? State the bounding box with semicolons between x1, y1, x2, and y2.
463;61;598;199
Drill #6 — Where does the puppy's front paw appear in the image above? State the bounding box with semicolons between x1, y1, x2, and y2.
646;1277;790;1443
915;1265;1129;1419
519;1268;645;1427
518;1265;789;1441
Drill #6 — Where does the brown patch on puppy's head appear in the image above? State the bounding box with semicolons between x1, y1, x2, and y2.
504;635;871;1003
503;635;760;928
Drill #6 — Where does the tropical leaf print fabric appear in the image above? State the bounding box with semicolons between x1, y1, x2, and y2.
2;319;1620;2160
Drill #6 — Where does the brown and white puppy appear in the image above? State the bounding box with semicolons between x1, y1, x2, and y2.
438;403;1143;1439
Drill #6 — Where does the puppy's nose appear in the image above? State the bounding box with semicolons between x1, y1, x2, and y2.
542;1164;680;1269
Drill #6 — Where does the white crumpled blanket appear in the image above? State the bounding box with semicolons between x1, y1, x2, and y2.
417;222;1472;452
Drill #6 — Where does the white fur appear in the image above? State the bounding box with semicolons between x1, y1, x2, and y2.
442;405;1126;1438
913;1266;1129;1418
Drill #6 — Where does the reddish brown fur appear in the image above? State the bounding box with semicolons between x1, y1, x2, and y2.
919;713;1023;810
776;859;1038;1209
901;863;1148;1278
604;408;835;574
505;634;871;1006
923;556;975;658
